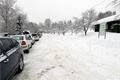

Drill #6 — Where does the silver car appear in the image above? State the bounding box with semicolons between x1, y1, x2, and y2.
12;35;32;53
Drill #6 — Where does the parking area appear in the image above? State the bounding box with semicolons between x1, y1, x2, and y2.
13;33;120;80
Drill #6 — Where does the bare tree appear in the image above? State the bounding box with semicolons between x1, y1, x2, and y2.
44;18;52;32
66;20;73;33
97;11;115;20
25;22;39;33
16;13;27;34
39;23;45;31
81;9;96;36
0;0;16;32
73;17;82;34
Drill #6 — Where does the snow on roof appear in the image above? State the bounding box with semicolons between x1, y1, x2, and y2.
92;14;120;25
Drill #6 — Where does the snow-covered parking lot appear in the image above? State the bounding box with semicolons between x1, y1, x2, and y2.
13;32;120;80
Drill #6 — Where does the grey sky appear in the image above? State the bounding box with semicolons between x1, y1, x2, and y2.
16;0;113;23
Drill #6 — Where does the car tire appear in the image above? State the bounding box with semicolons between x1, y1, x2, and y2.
17;57;24;73
26;49;29;53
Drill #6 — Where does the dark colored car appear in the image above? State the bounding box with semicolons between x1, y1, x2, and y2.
32;33;39;41
0;38;24;80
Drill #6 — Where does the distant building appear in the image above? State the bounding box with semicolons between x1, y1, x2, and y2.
92;14;120;33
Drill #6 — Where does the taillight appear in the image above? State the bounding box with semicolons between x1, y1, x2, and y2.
21;41;26;45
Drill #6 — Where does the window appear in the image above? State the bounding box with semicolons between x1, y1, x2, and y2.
32;34;37;36
0;41;2;55
11;39;19;48
13;36;24;40
23;31;30;35
1;39;12;53
26;35;32;40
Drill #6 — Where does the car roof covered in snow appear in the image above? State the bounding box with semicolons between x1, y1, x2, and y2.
13;35;25;36
92;14;120;25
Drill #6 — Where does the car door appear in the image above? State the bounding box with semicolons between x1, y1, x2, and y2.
0;41;4;80
0;39;18;80
11;39;20;65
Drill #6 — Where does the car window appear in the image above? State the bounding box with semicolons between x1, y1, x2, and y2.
26;35;32;40
1;39;12;53
0;41;2;55
11;39;19;47
23;31;30;35
13;36;24;40
32;34;37;36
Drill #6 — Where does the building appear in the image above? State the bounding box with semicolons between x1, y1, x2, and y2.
92;14;120;33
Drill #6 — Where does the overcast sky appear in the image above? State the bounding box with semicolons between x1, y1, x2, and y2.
16;0;113;23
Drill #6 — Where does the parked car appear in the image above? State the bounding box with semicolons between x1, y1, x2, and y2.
23;30;35;45
26;34;35;45
12;35;32;53
37;32;42;38
32;33;39;41
0;38;24;80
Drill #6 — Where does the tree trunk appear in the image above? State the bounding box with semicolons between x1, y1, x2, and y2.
85;30;87;36
84;26;87;36
5;19;8;32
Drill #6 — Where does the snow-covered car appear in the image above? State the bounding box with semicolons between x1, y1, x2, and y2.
12;35;32;53
32;33;39;41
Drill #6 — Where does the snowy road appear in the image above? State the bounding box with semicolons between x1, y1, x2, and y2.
13;32;120;80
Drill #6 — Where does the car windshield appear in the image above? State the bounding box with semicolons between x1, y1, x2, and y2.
26;35;32;40
32;34;38;37
13;36;24;40
32;34;37;36
23;31;30;35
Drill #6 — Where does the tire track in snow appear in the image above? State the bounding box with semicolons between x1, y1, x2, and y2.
37;65;62;79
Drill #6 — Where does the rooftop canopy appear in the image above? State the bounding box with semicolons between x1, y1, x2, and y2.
92;14;120;25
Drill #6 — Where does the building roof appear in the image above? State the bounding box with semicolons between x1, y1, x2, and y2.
92;14;120;25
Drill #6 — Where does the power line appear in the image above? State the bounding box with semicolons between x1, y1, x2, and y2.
91;0;108;9
105;0;120;11
106;0;114;8
105;0;118;8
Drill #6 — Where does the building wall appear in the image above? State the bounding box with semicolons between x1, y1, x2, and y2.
94;20;120;33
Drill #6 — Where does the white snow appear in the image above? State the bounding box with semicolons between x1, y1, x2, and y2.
13;32;120;80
